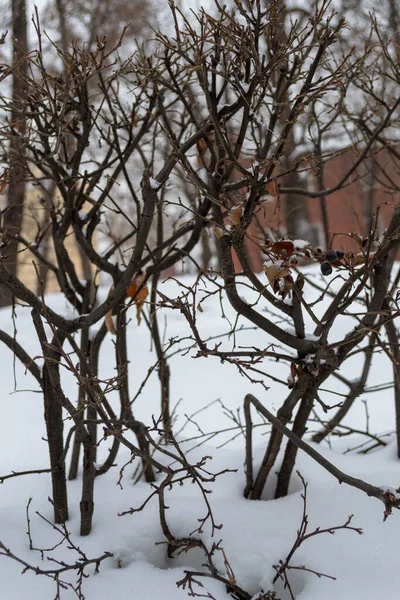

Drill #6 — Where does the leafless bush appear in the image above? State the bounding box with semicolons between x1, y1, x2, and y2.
1;1;400;598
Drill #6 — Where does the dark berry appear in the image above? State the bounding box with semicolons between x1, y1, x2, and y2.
325;250;338;262
320;261;333;276
336;250;345;259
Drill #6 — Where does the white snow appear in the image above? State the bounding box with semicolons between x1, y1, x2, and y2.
293;239;311;250
149;178;162;190
304;333;321;341
0;268;399;599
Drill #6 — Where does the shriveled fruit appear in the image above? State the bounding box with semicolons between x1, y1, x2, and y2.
325;250;338;262
321;261;333;276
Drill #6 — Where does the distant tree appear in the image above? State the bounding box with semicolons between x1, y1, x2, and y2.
0;0;27;307
49;0;152;51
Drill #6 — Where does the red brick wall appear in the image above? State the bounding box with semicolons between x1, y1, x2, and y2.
240;149;399;272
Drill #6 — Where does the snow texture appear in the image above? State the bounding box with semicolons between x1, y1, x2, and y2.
0;269;399;599
149;178;162;190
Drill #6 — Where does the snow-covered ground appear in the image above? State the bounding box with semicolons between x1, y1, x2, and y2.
1;268;399;599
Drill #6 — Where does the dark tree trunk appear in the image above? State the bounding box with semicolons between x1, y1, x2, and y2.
68;284;93;480
35;181;57;296
42;365;69;523
201;228;212;269
116;309;155;481
0;0;28;307
150;273;172;442
79;439;96;536
275;392;314;498
33;310;68;523
247;382;307;499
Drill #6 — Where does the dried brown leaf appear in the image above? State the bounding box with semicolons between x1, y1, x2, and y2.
0;169;9;194
267;179;278;197
197;138;208;154
229;204;243;226
213;226;224;239
264;264;291;290
105;311;117;335
127;273;149;325
271;240;294;257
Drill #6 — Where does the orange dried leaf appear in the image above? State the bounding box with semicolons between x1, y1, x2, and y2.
136;301;145;325
105;311;117;335
0;169;9;194
127;273;148;325
127;273;147;299
127;281;149;303
229;203;243;226
267;179;278;197
197;138;208;154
